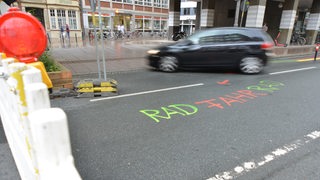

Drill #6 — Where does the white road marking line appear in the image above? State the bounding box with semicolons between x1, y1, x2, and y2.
90;83;204;102
269;67;317;75
206;130;320;180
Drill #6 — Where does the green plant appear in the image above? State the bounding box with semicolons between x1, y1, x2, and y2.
39;50;61;72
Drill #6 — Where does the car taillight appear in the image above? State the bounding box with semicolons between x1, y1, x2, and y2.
261;43;274;49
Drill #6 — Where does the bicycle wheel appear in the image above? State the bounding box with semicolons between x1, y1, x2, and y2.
297;37;306;45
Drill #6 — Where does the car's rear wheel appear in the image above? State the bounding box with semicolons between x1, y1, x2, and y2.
239;56;264;74
158;56;179;72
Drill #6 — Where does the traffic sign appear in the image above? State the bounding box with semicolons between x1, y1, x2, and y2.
240;0;250;12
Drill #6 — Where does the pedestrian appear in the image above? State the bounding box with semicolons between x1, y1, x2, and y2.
66;24;70;38
263;23;268;32
60;26;66;40
117;24;121;33
88;30;93;44
60;26;64;36
120;24;125;35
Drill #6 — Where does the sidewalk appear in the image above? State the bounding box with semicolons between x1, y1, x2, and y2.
50;39;171;76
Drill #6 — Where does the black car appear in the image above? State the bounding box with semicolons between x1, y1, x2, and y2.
147;27;274;74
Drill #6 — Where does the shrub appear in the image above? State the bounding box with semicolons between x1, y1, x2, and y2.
39;51;61;72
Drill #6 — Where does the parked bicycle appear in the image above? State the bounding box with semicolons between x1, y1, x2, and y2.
114;30;124;40
290;31;306;46
129;30;142;39
103;29;115;40
172;31;186;41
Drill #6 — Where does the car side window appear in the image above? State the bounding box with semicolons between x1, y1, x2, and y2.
223;33;250;42
199;34;225;44
241;30;264;41
197;29;252;44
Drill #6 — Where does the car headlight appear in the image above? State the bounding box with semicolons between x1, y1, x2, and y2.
147;49;160;55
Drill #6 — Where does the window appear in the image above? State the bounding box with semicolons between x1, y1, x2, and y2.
198;30;251;44
49;9;56;29
189;29;219;44
135;19;143;29
57;9;66;29
199;35;225;44
68;10;77;30
144;0;151;6
181;8;192;15
135;0;143;5
49;9;78;30
144;19;151;30
154;20;160;30
162;0;168;8
161;20;167;31
123;0;133;3
112;0;122;2
154;0;161;7
224;33;250;42
190;8;196;16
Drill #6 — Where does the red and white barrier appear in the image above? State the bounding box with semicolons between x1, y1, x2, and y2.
0;61;81;180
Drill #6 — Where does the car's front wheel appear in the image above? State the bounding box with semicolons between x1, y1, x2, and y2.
158;56;179;72
239;57;264;74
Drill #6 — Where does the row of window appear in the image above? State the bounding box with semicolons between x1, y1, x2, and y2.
88;15;167;31
110;0;168;8
181;8;197;16
49;9;78;30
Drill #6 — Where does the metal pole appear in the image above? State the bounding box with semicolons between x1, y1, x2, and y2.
240;0;247;27
93;12;101;80
98;0;107;81
234;0;241;27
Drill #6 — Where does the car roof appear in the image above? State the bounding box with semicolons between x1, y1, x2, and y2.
208;27;262;31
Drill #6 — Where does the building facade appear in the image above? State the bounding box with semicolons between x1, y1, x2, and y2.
1;0;320;47
0;0;83;48
81;0;169;37
180;0;196;36
170;0;320;45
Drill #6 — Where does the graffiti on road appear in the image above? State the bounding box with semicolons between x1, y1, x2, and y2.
247;80;284;93
140;80;285;123
140;104;198;123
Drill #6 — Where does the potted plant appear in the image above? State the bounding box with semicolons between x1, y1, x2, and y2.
39;50;73;90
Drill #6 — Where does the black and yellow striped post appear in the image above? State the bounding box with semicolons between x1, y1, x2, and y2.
74;79;118;97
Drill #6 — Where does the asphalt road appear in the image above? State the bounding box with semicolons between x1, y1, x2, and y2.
50;58;320;180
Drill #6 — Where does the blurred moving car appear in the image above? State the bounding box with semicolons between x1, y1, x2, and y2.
147;27;274;74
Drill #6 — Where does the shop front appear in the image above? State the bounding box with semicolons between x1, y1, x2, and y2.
84;11;167;37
